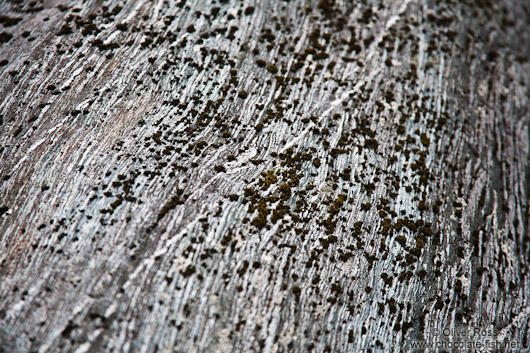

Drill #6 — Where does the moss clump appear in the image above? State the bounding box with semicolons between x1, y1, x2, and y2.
57;24;73;35
251;200;270;228
320;218;337;235
13;125;23;137
454;279;462;292
364;138;379;149
244;6;255;15
348;330;354;343
181;265;195;277
361;202;371;211
278;183;292;201
329;194;347;215
157;190;186;221
214;165;226;173
420;133;430;147
259;170;278;190
395;235;407;247
0;32;13;43
266;64;278;74
271;203;290;223
227;194;239;201
237;261;249;276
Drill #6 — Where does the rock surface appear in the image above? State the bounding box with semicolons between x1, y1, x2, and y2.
0;0;529;352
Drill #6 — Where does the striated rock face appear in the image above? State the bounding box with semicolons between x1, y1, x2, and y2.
0;0;529;352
